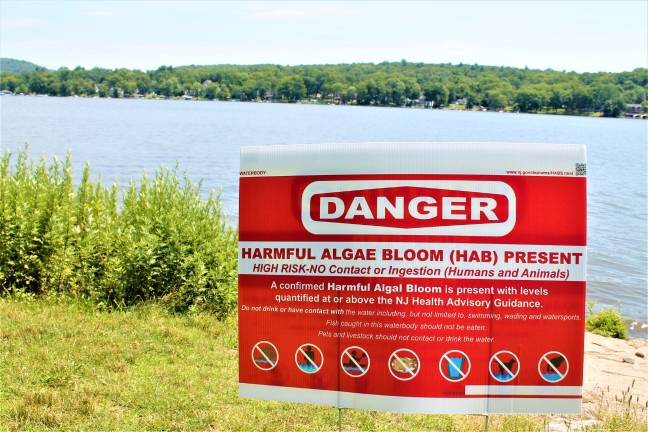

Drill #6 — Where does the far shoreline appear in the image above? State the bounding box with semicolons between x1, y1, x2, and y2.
2;92;645;121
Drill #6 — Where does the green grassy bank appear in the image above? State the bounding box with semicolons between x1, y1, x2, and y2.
1;297;646;432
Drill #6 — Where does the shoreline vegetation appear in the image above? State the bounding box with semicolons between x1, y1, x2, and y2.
0;149;238;316
1;60;647;118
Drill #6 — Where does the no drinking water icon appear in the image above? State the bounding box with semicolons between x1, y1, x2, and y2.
340;346;370;377
252;340;279;371
538;351;569;383
439;350;471;382
295;343;324;374
489;350;520;382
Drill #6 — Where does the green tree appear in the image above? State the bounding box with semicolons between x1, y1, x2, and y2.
277;76;306;101
592;83;623;116
514;87;547;112
97;83;109;98
422;83;449;107
484;90;507;110
601;97;625;117
204;83;222;100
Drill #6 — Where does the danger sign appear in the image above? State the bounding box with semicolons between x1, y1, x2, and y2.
238;142;586;414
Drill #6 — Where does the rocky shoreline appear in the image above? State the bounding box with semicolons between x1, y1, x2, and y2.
583;332;647;405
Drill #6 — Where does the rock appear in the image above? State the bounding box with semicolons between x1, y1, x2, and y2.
545;419;568;432
636;351;645;358
545;418;599;431
622;357;635;364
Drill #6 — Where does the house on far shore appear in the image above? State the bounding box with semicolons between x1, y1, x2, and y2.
624;103;646;119
626;103;642;114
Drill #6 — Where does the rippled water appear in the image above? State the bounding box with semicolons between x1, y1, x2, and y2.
1;96;646;332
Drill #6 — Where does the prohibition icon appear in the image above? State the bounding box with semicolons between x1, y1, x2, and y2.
340;346;370;378
295;343;324;374
439;350;471;382
538;351;569;383
388;348;420;381
252;340;279;371
489;350;520;382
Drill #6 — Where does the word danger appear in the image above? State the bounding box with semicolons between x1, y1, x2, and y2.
312;188;505;225
300;180;516;236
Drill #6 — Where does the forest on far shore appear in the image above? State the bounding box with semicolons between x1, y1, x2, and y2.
1;60;646;117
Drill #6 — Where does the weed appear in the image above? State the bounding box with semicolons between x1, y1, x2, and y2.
0;148;238;315
585;302;629;339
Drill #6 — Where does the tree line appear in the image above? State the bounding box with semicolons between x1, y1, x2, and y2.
1;61;646;117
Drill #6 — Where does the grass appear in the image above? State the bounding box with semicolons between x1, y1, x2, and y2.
2;297;646;431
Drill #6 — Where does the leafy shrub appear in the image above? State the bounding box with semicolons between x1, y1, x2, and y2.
586;302;629;339
0;149;238;317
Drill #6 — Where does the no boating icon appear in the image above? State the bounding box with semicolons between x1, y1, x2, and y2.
538;351;569;383
340;346;370;378
252;341;279;371
295;343;324;374
489;350;520;383
439;350;471;382
388;348;420;381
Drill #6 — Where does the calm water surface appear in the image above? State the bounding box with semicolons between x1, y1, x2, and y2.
1;96;646;331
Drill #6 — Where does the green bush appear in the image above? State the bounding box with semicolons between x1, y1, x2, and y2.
586;303;629;340
0;149;238;316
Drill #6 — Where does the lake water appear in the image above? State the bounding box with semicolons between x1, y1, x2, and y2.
1;96;646;332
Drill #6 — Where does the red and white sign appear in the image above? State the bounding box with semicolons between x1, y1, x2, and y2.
239;142;586;414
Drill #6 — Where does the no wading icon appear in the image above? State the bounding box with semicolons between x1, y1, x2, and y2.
340;346;370;377
252;341;278;371
295;343;324;374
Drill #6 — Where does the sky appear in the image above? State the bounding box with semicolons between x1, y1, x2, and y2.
1;1;646;73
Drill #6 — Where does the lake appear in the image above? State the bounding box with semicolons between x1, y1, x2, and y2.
1;96;646;332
